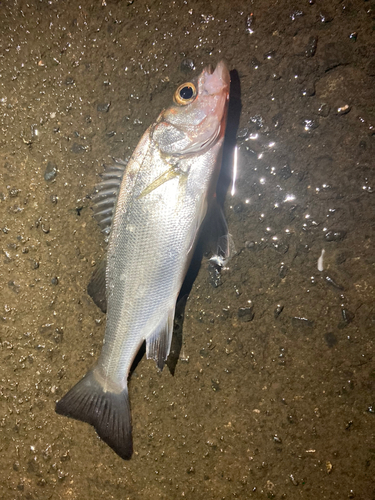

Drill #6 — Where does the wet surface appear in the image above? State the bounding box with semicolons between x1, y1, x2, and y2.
1;0;375;498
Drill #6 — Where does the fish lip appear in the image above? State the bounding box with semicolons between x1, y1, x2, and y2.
202;60;230;95
213;60;230;85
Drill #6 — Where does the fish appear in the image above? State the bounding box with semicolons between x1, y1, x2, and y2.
55;61;231;460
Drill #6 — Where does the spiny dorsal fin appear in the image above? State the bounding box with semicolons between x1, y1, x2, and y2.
91;158;127;235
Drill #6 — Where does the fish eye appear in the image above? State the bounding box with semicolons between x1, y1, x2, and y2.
173;82;197;106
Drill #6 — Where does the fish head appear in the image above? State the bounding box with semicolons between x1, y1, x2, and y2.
152;61;230;156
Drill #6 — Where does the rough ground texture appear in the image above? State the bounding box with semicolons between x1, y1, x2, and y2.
0;0;375;498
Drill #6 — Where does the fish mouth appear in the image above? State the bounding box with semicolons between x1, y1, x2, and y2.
203;60;230;96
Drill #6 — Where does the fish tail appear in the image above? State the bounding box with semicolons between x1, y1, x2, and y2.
55;368;132;460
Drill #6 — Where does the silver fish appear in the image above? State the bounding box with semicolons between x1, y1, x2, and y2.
56;61;230;459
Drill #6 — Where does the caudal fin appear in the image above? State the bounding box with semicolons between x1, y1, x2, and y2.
55;369;132;460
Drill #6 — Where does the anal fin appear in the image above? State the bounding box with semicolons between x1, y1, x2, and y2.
87;257;107;313
146;309;175;371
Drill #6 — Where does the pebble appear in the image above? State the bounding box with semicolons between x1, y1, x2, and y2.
321;42;351;71
324;230;346;242
324;331;338;347
365;58;375;77
305;36;318;57
97;103;111;113
250;57;261;69
272;112;284;129
274;304;284;319
279;264;288;279
317;103;330;117
233;202;244;214
336;104;351;116
70;143;86;154
180;58;195;73
318;11;333;23
325;275;344;290
44;161;58;181
291;316;314;329
279;164;292;180
208;262;222;288
238;306;254;322
65;76;75;85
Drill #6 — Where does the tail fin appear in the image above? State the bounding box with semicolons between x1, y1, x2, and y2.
55;368;132;460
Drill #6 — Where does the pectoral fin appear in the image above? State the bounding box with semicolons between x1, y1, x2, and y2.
203;199;234;266
138;166;186;199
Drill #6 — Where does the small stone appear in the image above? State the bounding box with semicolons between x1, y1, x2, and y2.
336;104;351;116
249;114;265;130
272;242;289;254
317;103;330;117
326;461;333;474
51;277;59;285
272;112;284;129
245;241;256;250
180;58;195;73
290;10;304;21
321;42;351;71
8;280;20;293
44;161;58;181
250;57;261;68
279;164;292;179
263;50;276;60
365;58;375;77
302;118;319;132
318;11;333;23
274;304;284;319
305;36;318;57
9;188;20;197
97;103;111;113
245;13;254;34
324;230;346;242
233;202;243;214
338;308;354;329
236;127;248;139
208;262;222;288
211;379;220;391
238;306;254;322
324;331;337;348
291;317;314;329
301;80;316;96
325;275;344;290
65;77;75;85
279;264;288;279
70;143;86;154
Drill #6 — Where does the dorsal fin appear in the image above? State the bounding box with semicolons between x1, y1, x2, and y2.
91;158;127;235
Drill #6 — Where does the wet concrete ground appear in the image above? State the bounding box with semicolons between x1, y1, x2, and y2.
1;0;375;498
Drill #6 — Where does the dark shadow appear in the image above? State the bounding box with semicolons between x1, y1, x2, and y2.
217;69;242;205
166;70;242;375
